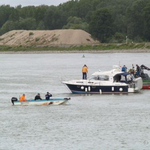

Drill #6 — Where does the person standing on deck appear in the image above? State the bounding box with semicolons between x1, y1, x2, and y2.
82;64;88;79
136;64;140;77
122;65;127;72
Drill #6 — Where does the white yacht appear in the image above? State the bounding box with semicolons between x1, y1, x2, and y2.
63;66;143;94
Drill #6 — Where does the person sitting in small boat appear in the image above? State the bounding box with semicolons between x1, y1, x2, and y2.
20;94;28;101
34;93;42;100
45;92;52;100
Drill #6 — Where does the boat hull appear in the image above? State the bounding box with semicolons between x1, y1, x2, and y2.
65;83;135;94
142;80;150;89
63;67;143;94
12;98;70;106
140;72;150;89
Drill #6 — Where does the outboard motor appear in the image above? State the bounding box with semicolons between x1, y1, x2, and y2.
11;97;18;105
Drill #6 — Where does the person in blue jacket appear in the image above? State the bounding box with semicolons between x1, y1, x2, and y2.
35;93;42;100
122;65;127;72
45;92;52;100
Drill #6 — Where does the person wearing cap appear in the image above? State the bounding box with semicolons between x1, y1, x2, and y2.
20;94;28;101
34;93;42;100
45;92;52;100
135;64;141;77
122;65;127;72
82;64;88;79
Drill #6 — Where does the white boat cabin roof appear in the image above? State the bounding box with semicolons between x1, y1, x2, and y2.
92;69;123;77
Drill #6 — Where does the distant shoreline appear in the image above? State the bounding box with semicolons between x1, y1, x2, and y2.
0;49;150;54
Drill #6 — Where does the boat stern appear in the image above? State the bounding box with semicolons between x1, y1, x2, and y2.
134;77;143;92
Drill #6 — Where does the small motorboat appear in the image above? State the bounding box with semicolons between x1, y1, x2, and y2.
139;65;150;89
63;65;143;94
11;97;71;106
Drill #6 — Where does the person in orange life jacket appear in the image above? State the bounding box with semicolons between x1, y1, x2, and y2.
82;64;88;79
34;93;42;100
45;92;52;100
19;94;28;101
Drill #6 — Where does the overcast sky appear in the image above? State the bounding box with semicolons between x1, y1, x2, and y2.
0;0;69;7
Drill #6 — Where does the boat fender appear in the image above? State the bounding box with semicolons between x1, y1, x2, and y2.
85;88;87;92
119;88;123;92
99;89;102;94
81;86;84;90
88;86;91;91
11;97;18;105
112;87;114;91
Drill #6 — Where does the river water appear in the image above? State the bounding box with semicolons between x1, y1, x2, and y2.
0;53;150;150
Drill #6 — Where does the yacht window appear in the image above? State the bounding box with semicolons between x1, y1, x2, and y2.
114;73;133;83
120;76;126;82
126;74;133;81
89;76;95;80
90;75;109;81
97;75;109;81
114;75;121;82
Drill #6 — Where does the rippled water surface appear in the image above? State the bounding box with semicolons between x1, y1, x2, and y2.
0;53;150;150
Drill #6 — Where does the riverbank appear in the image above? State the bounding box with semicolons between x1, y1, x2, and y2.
0;29;150;53
0;42;150;53
0;49;149;54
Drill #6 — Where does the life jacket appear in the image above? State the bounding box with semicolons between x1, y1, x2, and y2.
20;95;27;101
82;66;88;73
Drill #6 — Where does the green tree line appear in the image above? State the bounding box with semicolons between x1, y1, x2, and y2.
0;0;150;43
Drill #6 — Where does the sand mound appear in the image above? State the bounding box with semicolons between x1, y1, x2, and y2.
0;29;100;46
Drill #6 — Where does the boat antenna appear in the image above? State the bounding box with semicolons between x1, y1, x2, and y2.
119;61;121;68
